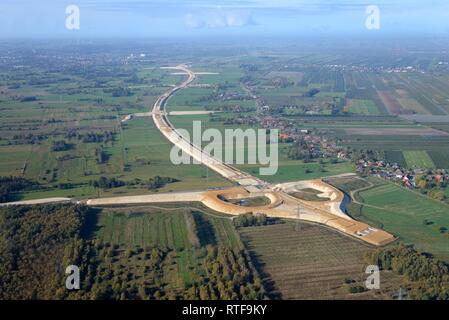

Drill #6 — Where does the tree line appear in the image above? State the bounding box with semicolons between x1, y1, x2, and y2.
0;176;37;203
89;176;179;191
233;213;279;228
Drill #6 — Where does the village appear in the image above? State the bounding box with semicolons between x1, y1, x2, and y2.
199;75;449;205
259;114;449;203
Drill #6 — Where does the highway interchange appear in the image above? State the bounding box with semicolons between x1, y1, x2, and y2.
1;65;396;246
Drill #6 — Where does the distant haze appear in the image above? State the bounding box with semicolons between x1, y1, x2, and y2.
0;0;449;39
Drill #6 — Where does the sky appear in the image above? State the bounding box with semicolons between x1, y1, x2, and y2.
0;0;449;39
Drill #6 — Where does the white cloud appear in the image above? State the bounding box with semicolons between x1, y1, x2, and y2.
185;9;255;29
185;13;205;28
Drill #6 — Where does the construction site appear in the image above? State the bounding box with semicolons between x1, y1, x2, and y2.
0;64;396;247
86;65;396;247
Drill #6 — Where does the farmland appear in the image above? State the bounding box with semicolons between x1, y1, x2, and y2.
0;202;267;300
169;114;354;183
344;99;381;116
384;150;407;167
337;127;449;169
329;176;449;262
95;204;242;250
403;151;436;169
94;203;408;300
374;149;446;169
238;159;353;183
344;71;449;116
239;222;404;300
2;40;449;301
0;55;236;201
427;150;449;169
86;204;260;298
3;42;449;204
3;201;409;300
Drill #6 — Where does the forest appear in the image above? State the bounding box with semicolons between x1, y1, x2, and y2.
0;204;266;300
365;244;449;300
0;176;38;203
0;204;88;299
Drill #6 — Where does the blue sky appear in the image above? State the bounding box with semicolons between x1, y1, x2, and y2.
0;0;448;38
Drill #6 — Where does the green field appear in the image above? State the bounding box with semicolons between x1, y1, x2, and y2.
0;62;247;201
12;116;232;201
119;118;232;191
384;150;407;167
403;150;436;169
3;49;449;203
341;178;449;261
238;160;354;183
345;99;381;115
427;149;449;169
93;203;409;300
97;210;192;249
95;205;242;249
92;205;244;292
170;114;354;183
167;87;212;112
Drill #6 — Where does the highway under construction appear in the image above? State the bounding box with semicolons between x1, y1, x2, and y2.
2;65;396;247
88;65;396;246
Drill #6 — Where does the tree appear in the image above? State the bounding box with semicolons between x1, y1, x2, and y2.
199;285;209;300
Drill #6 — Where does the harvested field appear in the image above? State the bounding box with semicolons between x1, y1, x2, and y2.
378;91;412;115
239;222;403;300
266;71;304;84
399;115;449;123
344;127;449;137
397;98;429;115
